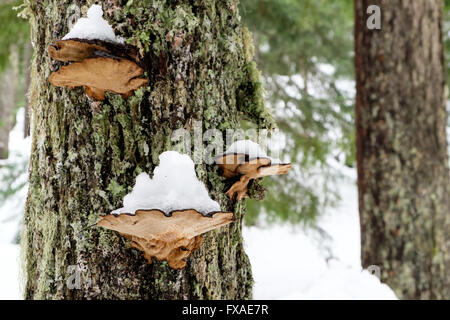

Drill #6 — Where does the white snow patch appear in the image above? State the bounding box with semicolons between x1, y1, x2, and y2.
224;140;286;164
0;185;27;244
317;63;335;76
226;140;268;158
282;261;397;300
0;109;28;300
62;4;125;44
0;108;30;244
112;151;221;215
0;244;22;299
244;222;397;300
243;160;398;300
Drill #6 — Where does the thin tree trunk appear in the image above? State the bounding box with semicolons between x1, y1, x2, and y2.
0;68;14;159
355;0;450;299
22;0;272;300
23;42;32;138
0;46;19;159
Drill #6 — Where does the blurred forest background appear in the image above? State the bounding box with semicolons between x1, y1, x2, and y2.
0;0;449;237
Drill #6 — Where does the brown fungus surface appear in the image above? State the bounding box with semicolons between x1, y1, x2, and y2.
48;39;147;100
97;209;234;269
215;153;291;201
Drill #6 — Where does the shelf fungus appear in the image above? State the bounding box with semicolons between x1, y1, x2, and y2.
48;39;148;100
215;141;291;201
97;151;232;269
98;209;233;269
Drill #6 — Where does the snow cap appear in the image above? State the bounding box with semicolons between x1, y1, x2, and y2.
62;4;125;44
112;151;221;215
225;140;268;158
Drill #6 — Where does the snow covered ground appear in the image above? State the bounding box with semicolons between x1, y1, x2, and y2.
0;108;29;300
0;244;21;300
244;164;397;299
0;108;30;245
0;109;397;300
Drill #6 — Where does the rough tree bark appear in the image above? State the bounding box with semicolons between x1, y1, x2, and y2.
355;0;450;299
22;0;273;299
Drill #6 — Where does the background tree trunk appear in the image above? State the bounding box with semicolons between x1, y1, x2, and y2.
355;0;450;299
23;42;32;138
0;46;19;159
22;0;273;300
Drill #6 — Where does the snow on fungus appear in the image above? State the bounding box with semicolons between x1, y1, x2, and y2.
98;151;233;269
225;140;268;159
49;5;147;101
62;4;125;44
214;140;291;201
48;5;147;101
112;151;221;215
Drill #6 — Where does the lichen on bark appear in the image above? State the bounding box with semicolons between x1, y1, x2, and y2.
21;0;272;299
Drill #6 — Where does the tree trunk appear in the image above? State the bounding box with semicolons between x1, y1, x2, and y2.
23;42;32;138
22;0;272;300
0;46;19;159
355;0;450;299
0;68;14;159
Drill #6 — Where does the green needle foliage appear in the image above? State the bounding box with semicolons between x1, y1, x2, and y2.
0;0;29;75
240;0;355;226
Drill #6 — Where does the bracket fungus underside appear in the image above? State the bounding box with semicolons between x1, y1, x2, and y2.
97;209;233;269
215;153;291;201
49;39;148;100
